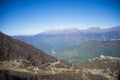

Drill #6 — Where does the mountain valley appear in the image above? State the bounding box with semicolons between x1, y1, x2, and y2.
0;31;120;80
0;26;120;80
13;26;120;64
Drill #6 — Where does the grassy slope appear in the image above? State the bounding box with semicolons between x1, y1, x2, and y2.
54;40;120;64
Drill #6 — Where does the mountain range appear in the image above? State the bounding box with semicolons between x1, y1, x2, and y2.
0;32;120;80
13;26;120;64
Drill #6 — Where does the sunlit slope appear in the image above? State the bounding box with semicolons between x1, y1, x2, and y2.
54;40;120;64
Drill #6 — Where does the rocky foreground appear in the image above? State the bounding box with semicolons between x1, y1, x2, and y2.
0;55;120;80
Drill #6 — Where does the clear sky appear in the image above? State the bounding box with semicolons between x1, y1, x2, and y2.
0;0;120;35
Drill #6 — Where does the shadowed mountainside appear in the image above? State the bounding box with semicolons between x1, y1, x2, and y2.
0;32;71;67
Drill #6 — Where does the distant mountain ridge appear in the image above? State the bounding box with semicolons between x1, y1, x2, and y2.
13;26;120;64
14;26;120;40
42;28;81;34
41;26;120;34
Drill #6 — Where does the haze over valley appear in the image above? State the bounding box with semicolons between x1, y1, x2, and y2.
13;26;120;64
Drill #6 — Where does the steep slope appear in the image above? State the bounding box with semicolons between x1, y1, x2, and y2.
0;32;58;66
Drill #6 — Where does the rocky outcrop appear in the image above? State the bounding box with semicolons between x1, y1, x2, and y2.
0;69;110;80
0;56;119;80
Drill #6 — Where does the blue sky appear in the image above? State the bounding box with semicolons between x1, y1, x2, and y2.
0;0;120;35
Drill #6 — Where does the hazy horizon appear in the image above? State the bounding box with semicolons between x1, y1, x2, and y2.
0;0;120;35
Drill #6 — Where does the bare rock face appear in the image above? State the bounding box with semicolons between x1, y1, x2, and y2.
0;32;58;66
